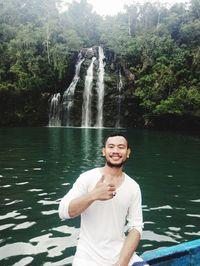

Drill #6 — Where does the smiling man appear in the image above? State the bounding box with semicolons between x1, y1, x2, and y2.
59;132;148;266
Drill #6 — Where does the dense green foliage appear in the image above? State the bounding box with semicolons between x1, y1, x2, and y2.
0;0;200;128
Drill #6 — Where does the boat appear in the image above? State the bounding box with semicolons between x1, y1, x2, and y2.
141;239;200;265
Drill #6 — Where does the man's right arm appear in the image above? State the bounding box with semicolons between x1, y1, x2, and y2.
59;175;116;219
67;191;96;217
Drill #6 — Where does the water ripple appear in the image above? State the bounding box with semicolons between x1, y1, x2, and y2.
41;210;58;215
0;185;11;188
5;200;23;206
16;182;29;185
15;215;27;220
43;256;74;266
0;224;15;231
0;210;21;220
61;183;70;186
190;199;200;202
165;231;182;240
168;227;181;231
184;231;200;236
149;205;173;211
38;199;59;205
186;214;200;218
52;225;79;235
13;257;33;266
28;189;43;192
0;242;47;260
142;230;178;243
13;221;36;230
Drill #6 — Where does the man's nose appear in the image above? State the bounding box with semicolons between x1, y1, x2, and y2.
112;147;120;153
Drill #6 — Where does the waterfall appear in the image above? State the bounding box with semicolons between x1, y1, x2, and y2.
48;47;108;128
116;68;123;128
48;93;61;127
62;54;84;126
95;46;105;128
81;57;96;127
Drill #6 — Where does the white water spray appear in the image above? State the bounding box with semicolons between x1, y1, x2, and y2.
116;68;123;128
62;54;84;126
95;46;105;127
48;93;61;127
81;57;96;127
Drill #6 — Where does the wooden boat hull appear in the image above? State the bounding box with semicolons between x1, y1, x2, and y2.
141;239;200;265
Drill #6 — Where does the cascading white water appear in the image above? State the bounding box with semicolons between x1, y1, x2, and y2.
49;47;107;128
95;46;105;128
81;57;96;127
62;54;85;126
48;93;61;127
116;68;123;128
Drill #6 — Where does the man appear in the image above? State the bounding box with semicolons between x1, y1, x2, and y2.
59;132;148;266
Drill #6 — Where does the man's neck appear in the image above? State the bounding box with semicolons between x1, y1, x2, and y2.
103;164;123;178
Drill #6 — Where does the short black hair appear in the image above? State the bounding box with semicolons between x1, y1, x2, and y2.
104;131;129;148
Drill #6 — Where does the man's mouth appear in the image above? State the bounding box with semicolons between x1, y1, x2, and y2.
110;155;122;160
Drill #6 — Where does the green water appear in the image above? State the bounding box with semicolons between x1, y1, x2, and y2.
0;127;199;265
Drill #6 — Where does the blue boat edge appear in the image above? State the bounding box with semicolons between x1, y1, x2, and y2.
140;239;200;265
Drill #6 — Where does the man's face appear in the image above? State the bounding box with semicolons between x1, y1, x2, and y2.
102;136;131;168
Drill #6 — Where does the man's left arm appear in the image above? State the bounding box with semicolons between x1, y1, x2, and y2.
114;184;143;266
113;228;141;266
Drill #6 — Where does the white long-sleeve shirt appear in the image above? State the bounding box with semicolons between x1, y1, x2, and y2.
59;168;144;266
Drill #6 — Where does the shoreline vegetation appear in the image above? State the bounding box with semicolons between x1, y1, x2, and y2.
0;0;200;130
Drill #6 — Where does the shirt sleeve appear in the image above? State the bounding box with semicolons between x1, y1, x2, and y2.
58;174;87;220
126;184;144;237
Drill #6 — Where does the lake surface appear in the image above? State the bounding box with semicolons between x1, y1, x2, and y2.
0;127;199;265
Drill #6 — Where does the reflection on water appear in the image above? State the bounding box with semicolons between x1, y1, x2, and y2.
0;128;199;265
81;128;103;168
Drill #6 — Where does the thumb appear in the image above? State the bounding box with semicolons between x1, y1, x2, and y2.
97;175;105;184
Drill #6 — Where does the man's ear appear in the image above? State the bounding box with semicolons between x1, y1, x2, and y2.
127;148;131;158
102;147;105;156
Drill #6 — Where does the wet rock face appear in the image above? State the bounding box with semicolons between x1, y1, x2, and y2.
81;46;98;59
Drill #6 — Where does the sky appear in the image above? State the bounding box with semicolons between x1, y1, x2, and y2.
86;0;188;16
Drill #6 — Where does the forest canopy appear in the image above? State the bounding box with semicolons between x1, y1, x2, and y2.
0;0;200;128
